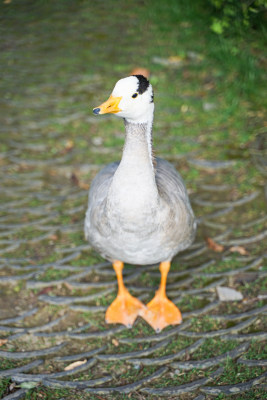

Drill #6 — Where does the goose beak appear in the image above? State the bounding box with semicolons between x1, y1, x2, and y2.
93;95;122;115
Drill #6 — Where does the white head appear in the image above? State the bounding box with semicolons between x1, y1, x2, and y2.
93;75;154;124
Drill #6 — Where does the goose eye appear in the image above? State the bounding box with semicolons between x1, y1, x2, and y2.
132;93;138;98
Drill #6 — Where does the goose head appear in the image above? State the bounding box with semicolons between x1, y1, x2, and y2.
93;75;154;124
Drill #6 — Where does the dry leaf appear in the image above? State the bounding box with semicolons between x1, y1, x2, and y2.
63;282;73;291
95;395;106;400
70;173;89;190
130;68;150;78
49;234;58;241
168;55;184;64
0;339;8;347
229;246;248;255
65;140;74;151
60;139;74;155
36;286;54;296
71;172;79;186
9;382;16;392
64;359;87;371
78;181;90;190
185;350;190;361
181;104;189;113
206;237;224;252
112;338;119;347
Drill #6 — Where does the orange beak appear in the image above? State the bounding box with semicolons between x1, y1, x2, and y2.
93;95;122;115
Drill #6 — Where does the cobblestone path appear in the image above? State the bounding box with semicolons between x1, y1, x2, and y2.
0;1;266;399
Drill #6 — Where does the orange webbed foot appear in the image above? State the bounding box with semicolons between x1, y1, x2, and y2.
140;261;182;332
105;260;145;328
105;289;145;328
140;290;182;332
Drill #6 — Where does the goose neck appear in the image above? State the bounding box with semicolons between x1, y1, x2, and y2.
107;118;159;214
122;119;154;169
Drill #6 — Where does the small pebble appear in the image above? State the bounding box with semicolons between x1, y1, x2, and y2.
92;136;103;146
217;286;243;301
203;102;216;111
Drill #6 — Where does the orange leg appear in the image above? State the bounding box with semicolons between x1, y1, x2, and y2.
140;261;182;332
105;261;145;328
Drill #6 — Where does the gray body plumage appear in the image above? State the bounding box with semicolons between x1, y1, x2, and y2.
85;120;196;265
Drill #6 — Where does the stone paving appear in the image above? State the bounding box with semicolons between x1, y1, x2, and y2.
0;127;266;398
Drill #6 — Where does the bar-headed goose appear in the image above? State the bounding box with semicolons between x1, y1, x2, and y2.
85;75;196;332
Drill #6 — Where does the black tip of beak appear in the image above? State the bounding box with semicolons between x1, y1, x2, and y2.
93;108;100;115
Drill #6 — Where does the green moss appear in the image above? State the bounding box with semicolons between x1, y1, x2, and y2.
153;336;194;357
244;340;267;360
0;378;11;398
192;338;238;359
215;359;265;385
155;366;214;387
214;389;267;400
202;257;242;274
38;268;72;282
190;315;223;332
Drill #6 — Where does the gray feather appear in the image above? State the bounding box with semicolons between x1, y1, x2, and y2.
85;156;196;265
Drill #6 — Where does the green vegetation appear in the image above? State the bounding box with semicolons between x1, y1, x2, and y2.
193;338;237;359
208;0;267;35
215;358;264;384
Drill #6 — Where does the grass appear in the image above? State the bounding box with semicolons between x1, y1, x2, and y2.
190;315;223;332
0;378;10;399
154;366;215;388
177;295;210;312
37;268;72;282
152;336;194;357
214;359;265;385
214;389;267;400
192;338;238;359
244;340;267;360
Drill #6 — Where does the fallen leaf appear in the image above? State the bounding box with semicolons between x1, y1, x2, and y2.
20;382;39;389
0;339;8;347
95;395;106;400
217;286;243;301
9;382;16;392
36;286;54;296
204;82;215;91
206;237;224;252
65;139;74;151
78;181;90;190
152;56;183;67
71;173;79;186
181;104;189;113
63;282;73;291
168;55;184;64
49;234;58;241
185;350;190;361
229;246;248;255
71;173;89;190
64;359;87;371
112;338;119;347
60;139;74;155
130;68;150;78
